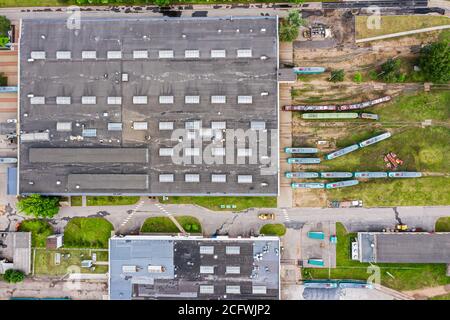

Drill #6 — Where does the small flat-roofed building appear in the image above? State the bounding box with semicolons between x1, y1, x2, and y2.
357;232;450;263
0;232;31;275
109;235;280;300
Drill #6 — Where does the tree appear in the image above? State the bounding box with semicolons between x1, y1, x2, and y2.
3;269;25;283
379;58;404;83
155;0;171;7
279;23;299;42
17;194;60;218
0;72;7;86
0;16;10;37
419;41;450;84
0;36;9;48
329;69;345;82
353;72;363;83
287;10;305;28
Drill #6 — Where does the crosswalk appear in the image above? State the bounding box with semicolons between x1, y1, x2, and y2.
282;208;291;223
120;200;145;228
155;203;171;217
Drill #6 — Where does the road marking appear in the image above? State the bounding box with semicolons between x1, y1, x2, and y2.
119;200;145;228
282;209;291;222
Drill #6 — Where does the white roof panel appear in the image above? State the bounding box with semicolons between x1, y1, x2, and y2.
159;122;174;130
159;50;174;58
226;266;241;274
184;148;200;157
251;121;266;130
199;246;214;255
21;132;50;142
211;95;226;104
81;96;96;105
159;174;174;183
159;148;174;156
200;266;214;274
185;95;200;104
56;51;71;60
226;246;240;255
211;174;227;183
211;121;226;129
133;122;148;130
56;122;72;132
82;51;96;59
133;50;148;59
237;49;252;58
107;97;122;105
159;96;174;104
237;148;252;157
211;148;225;156
108;123;122;131
133;96;148;104
238;95;253;104
199;285;214;294
30;96;45;104
252;286;267;294
82;128;97;137
226;285;241;294
185;50;200;58
185;121;201;130
122;265;137;273
185;173;200;183
30;51;46;60
107;51;122;59
238;175;253;184
56;96;71;105
211;49;226;58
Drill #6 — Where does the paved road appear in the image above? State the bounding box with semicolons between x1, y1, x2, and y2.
3;198;443;236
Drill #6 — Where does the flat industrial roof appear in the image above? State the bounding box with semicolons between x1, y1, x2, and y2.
358;232;450;263
0;232;31;275
109;235;280;300
19;17;279;196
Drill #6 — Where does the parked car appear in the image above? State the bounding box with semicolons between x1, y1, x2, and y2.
258;212;275;220
6;119;17;123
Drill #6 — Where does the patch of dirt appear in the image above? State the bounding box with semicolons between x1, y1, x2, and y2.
293;188;327;207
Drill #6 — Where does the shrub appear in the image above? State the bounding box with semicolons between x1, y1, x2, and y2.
17;194;60;219
0;16;10;37
419;41;450;83
329;69;345;82
353;72;363;83
3;269;25;283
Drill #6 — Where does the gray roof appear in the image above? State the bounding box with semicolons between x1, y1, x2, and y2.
0;232;32;275
358;232;450;263
18;17;279;196
109;235;280;300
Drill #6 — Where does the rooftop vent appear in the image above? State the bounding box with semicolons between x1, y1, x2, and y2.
159;121;174;131
185;50;199;58
56;51;71;60
238;175;253;184
159;96;174;104
237;95;253;104
211;49;226;58
81;96;96;105
237;49;252;58
185;173;200;183
211;95;226;104
159;174;174;183
56;96;71;105
107;51;122;59
82;51;96;59
133;50;148;59
159;50;174;59
211;174;227;183
185;95;200;104
133;96;148;105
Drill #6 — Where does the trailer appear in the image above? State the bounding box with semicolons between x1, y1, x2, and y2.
302;112;358;120
359;113;379;120
354;172;388;178
0;158;17;164
388;172;422;178
358;132;391;148
285;172;319;179
284;147;318;154
325;144;359;160
329;200;363;208
283;105;337;111
293;67;326;74
325;180;359;189
287;158;321;164
291;182;325;189
320;172;353;178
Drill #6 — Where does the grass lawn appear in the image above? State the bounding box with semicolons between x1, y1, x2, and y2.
302;223;450;291
70;196;82;207
159;196;277;211
429;293;450;300
175;216;202;233
63;217;113;248
33;248;108;275
355;15;450;39
86;196;140;206
18;219;53;247
260;223;286;236
140;216;179;233
435;217;450;232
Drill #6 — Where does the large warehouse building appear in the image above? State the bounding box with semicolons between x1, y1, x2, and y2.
18;17;279;196
109;235;280;300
